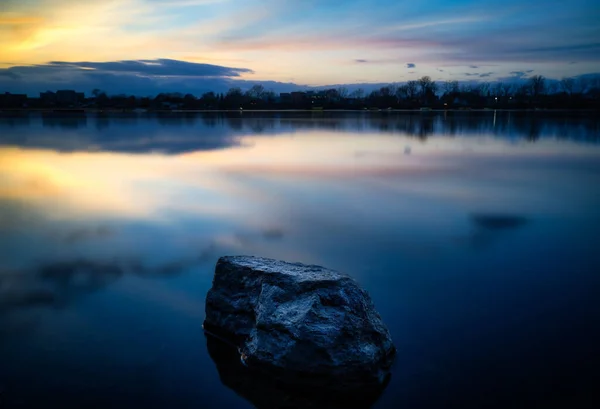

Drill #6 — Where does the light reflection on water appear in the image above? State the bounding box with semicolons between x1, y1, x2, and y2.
1;112;599;408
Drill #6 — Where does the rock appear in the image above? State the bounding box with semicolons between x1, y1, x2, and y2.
204;256;395;390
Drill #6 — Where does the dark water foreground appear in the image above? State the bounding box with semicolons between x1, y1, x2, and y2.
1;112;599;408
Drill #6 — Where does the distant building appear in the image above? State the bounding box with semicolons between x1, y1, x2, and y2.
291;92;306;105
40;91;57;106
56;90;84;106
279;93;292;103
0;92;28;108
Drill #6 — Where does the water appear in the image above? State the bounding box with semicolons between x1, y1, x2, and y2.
1;111;599;408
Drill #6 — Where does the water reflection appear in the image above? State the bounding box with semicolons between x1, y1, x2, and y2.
0;114;599;408
0;112;598;154
0;256;212;313
206;334;388;409
467;214;530;250
42;112;88;129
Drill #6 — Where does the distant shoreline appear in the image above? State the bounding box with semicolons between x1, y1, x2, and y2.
1;108;599;115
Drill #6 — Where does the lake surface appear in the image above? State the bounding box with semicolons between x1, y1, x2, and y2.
1;111;599;408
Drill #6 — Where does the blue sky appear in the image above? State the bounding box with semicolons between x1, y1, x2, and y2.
1;0;599;94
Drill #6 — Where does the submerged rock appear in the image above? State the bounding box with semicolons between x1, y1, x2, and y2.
204;256;395;390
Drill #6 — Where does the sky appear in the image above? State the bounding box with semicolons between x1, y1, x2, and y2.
1;0;599;95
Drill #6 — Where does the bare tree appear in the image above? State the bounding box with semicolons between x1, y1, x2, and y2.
396;85;409;100
406;80;418;99
369;90;381;99
545;82;557;94
430;81;438;94
495;82;512;97
227;87;243;97
493;82;503;97
349;88;365;99
443;80;459;95
479;81;491;96
417;76;433;96
246;84;266;99
577;77;589;94
528;75;545;97
263;90;276;102
517;83;530;96
336;87;348;98
379;86;392;97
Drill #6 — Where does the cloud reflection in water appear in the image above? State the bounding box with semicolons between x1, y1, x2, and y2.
0;113;600;408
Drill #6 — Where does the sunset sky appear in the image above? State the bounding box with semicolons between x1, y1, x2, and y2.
1;0;599;94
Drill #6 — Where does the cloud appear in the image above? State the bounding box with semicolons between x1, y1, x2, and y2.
0;16;45;25
501;69;534;81
350;58;408;65
62;226;115;244
2;59;252;79
46;59;253;77
214;33;435;53
439;39;600;65
0;70;19;79
0;58;306;96
469;65;479;69
0;54;598;96
2;0;600;86
509;71;529;78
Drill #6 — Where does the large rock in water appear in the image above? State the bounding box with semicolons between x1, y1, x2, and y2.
204;256;396;390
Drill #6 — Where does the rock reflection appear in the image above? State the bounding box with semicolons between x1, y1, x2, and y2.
471;214;528;231
468;213;529;249
206;333;389;409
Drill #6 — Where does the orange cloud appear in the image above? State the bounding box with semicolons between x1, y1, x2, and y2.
215;34;438;53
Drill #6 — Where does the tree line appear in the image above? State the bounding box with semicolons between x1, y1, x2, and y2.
2;75;599;111
91;75;600;110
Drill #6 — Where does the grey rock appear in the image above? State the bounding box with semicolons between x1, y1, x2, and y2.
204;256;395;389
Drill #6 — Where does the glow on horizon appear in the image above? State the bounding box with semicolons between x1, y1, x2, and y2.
0;0;599;86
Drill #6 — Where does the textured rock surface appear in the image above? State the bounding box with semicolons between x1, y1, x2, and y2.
204;256;395;388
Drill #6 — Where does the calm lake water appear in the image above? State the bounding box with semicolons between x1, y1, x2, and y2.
1;112;599;408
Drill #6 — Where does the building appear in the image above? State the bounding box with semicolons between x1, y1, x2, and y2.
40;91;57;106
290;92;306;105
56;90;84;106
279;93;292;104
0;92;28;108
